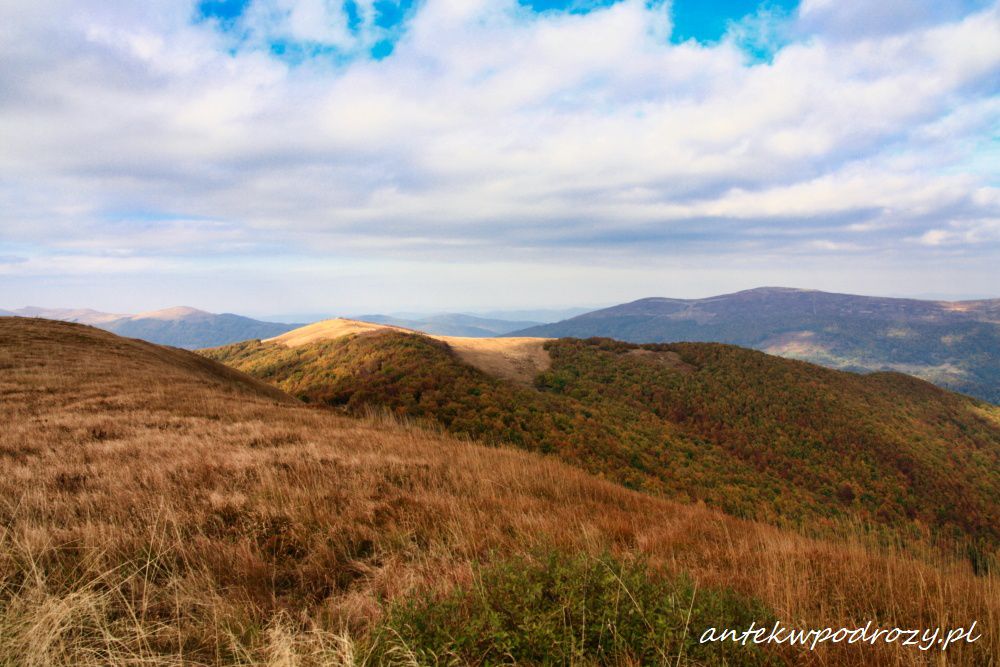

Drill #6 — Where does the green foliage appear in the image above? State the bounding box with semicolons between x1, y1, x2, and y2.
369;551;781;666
204;333;1000;548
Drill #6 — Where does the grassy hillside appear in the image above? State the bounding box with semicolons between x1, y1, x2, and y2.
511;288;1000;403
2;317;998;665
204;330;1000;551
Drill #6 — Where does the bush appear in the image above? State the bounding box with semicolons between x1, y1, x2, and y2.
369;551;781;666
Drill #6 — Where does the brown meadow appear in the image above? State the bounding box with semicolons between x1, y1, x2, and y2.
0;317;997;665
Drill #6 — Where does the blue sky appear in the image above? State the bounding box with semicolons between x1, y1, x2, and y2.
0;0;998;314
196;0;795;38
195;0;800;60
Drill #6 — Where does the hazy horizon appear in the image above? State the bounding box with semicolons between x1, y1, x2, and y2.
5;284;1000;323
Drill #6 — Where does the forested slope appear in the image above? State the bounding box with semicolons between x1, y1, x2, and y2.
205;330;1000;549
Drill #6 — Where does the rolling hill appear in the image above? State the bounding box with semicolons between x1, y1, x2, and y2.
264;318;552;383
509;287;1000;403
3;316;998;665
205;319;1000;551
2;305;300;348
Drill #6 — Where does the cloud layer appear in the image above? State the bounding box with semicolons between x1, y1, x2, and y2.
0;0;998;311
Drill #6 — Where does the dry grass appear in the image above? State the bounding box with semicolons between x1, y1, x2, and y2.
266;319;416;347
435;336;551;384
1;317;997;665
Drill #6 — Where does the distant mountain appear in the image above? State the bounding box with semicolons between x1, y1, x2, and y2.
509;287;1000;403
354;313;543;337
3;305;300;348
105;307;304;348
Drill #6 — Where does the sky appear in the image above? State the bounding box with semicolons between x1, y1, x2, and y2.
1;0;998;315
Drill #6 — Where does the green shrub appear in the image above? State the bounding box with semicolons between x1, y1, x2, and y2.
369;551;781;666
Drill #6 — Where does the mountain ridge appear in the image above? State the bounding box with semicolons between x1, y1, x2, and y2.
514;287;1000;323
204;321;1000;548
261;317;552;384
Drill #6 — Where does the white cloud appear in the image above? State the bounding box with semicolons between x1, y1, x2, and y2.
796;0;992;39
914;214;1000;246
242;0;353;48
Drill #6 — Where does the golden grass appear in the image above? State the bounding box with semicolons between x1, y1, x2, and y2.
436;336;551;384
265;319;416;347
0;317;997;665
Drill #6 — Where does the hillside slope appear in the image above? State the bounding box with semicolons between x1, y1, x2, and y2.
266;318;552;383
510;287;1000;403
3;316;998;665
205;324;1000;549
2;316;294;407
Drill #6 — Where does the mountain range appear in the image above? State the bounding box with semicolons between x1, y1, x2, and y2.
511;287;1000;403
8;287;1000;403
1;306;300;349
